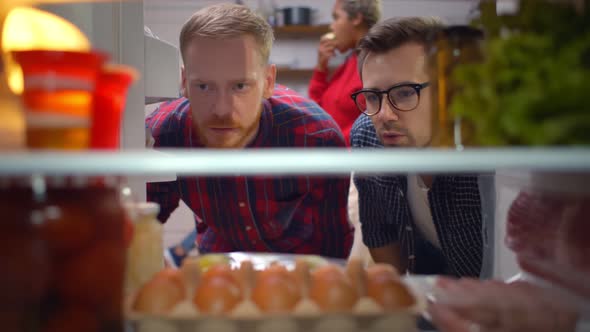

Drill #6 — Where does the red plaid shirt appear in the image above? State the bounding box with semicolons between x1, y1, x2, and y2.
146;85;353;258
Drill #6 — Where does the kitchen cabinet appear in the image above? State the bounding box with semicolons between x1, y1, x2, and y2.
272;25;329;82
274;24;330;38
276;67;315;80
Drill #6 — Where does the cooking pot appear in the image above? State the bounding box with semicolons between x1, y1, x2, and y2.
281;7;313;26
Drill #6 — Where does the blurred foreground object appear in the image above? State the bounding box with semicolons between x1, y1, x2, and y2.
3;6;91;94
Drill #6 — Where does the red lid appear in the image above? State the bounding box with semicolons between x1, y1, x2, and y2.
12;49;109;81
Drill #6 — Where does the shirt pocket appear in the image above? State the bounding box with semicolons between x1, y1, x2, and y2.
259;193;309;240
252;177;314;250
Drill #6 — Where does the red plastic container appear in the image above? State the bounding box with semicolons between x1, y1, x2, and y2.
12;50;108;150
90;65;137;149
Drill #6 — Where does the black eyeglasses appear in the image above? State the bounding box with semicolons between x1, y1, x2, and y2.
350;82;430;116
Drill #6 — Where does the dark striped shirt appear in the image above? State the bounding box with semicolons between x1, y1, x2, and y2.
146;85;353;258
351;115;483;277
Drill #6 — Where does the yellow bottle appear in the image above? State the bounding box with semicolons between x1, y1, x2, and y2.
125;202;164;294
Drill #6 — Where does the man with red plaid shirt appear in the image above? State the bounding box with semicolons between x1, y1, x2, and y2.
146;3;352;263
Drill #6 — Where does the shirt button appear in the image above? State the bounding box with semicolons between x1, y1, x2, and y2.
405;226;412;232
238;202;246;208
246;226;252;231
252;240;257;245
408;255;416;260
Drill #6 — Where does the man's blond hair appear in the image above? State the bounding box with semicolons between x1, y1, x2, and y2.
179;3;274;65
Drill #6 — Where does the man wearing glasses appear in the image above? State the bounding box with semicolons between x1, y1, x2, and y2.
349;17;483;277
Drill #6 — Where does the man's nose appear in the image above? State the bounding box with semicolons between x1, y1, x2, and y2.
212;90;233;116
375;94;399;122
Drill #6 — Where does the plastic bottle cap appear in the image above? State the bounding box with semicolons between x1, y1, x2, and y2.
133;201;160;217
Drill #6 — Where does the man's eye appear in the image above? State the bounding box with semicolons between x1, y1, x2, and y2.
234;83;247;91
197;84;209;91
393;88;416;99
365;93;380;103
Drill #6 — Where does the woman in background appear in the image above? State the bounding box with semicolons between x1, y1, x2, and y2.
308;0;381;145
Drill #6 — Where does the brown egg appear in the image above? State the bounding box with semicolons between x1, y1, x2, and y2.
366;270;415;311
133;268;186;315
309;264;358;312
251;265;301;313
366;263;400;281
193;264;243;315
199;264;233;282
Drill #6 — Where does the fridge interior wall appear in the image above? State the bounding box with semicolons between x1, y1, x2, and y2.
38;1;147;201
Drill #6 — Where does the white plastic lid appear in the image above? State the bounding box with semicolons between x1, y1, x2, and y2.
130;201;160;217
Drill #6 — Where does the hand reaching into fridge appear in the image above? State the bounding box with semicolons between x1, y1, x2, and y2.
428;277;579;332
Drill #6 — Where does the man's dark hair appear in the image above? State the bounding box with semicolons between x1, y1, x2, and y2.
357;17;444;78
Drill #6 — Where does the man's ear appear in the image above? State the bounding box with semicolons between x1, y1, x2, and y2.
263;64;276;99
181;66;188;99
351;13;363;27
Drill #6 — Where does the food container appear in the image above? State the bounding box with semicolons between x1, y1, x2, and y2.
125;202;164;295
494;171;590;315
427;26;484;149
0;175;127;332
11;50;108;150
126;253;433;332
129;312;416;332
0;178;49;331
90;64;137;149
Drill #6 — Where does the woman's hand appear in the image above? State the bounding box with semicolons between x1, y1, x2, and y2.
428;277;578;332
316;36;336;72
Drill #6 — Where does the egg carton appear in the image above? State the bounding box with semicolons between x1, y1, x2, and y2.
127;312;418;332
126;275;435;332
126;253;436;332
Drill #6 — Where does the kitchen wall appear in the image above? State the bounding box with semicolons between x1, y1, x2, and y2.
144;0;476;97
34;0;516;278
144;0;478;250
40;1;148;202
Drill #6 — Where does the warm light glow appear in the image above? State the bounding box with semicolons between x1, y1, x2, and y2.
2;6;90;94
